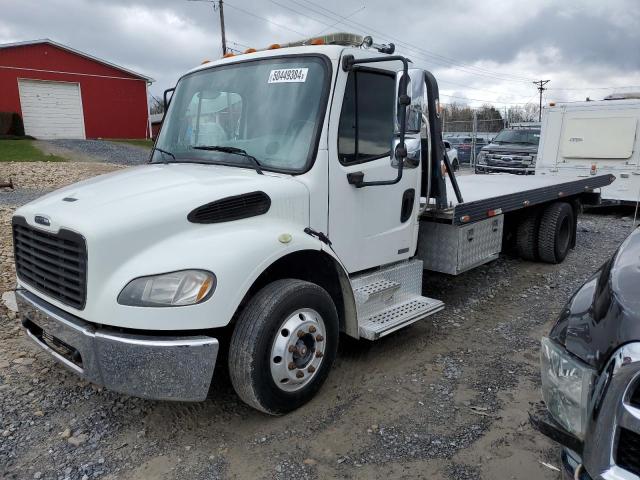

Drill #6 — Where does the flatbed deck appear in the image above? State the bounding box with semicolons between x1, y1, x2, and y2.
422;173;615;225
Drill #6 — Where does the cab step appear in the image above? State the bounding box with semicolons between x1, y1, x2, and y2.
353;278;400;304
358;296;444;340
349;259;445;340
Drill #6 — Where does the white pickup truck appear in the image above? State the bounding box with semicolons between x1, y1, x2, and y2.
13;33;614;414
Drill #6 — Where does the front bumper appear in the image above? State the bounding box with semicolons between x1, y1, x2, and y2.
476;164;535;174
16;289;219;401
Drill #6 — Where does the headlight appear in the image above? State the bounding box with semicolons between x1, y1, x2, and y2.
118;270;215;307
540;337;596;439
478;152;487;164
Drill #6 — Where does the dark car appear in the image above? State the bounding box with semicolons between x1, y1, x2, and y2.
476;127;540;174
447;137;487;164
531;226;640;479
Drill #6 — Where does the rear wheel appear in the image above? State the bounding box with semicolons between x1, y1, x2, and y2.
229;279;339;415
516;211;541;261
537;202;574;263
452;159;459;171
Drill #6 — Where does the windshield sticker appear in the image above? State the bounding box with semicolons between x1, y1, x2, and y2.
268;68;308;83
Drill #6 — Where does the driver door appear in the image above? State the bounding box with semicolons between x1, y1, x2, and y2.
327;58;422;273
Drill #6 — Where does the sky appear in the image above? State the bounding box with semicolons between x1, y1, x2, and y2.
1;0;640;108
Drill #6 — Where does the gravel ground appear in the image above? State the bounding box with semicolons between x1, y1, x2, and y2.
0;161;635;479
42;140;151;166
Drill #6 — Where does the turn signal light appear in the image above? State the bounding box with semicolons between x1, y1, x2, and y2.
590;164;597;175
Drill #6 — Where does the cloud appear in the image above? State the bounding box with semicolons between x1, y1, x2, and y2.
0;0;638;105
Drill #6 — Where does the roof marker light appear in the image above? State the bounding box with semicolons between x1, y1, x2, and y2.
310;38;325;45
201;59;211;64
268;43;281;49
244;48;257;54
223;52;235;58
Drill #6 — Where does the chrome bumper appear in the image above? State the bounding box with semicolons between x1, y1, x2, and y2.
476;164;535;173
16;289;219;401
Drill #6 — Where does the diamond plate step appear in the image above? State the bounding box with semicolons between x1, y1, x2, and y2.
354;278;400;305
358;296;444;340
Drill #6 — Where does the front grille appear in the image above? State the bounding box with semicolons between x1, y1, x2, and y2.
617;428;640;475
12;216;87;309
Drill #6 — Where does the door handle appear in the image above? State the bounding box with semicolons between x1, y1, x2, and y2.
347;171;365;187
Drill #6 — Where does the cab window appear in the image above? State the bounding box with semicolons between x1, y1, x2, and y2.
338;70;395;165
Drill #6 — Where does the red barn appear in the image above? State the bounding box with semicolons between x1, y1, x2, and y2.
0;39;153;139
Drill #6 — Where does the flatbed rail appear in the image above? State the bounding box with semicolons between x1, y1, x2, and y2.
422;173;615;226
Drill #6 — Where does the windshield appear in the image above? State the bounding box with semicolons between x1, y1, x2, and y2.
493;129;541;145
154;56;329;172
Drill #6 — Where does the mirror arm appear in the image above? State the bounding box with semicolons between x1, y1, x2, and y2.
163;87;176;115
342;55;410;188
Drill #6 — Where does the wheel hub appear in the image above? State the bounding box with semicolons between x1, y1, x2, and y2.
270;308;326;392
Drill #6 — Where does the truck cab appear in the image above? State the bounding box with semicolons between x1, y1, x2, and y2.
12;33;614;414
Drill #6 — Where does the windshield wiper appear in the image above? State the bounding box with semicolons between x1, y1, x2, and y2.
151;146;176;162
192;145;263;175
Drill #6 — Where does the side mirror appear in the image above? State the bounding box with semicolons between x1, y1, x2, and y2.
395;69;425;135
392;137;421;169
163;87;176;111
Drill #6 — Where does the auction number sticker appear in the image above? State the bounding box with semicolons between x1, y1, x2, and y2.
268;68;308;83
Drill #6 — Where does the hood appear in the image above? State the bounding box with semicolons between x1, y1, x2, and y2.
549;227;640;371
483;142;538;154
14;163;309;237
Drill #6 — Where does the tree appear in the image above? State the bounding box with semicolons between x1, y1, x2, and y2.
149;94;164;115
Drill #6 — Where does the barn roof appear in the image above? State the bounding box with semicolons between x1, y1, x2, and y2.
0;39;154;82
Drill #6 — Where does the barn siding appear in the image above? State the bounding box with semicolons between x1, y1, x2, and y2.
0;42;150;139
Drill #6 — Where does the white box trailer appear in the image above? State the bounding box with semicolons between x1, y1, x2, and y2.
12;33;614;415
536;98;640;204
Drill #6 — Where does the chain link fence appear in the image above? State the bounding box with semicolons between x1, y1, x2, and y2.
442;116;506;167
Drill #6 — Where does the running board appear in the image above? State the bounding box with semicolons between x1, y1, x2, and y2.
358;296;444;340
349;259;445;340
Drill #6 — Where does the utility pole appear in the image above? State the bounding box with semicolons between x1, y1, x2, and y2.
217;0;227;56
187;0;226;56
533;80;550;122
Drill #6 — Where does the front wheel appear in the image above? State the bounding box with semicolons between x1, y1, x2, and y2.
228;279;339;415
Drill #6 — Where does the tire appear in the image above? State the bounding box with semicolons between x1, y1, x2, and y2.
453;159;459;171
228;279;339;415
516;211;541;261
537;202;574;264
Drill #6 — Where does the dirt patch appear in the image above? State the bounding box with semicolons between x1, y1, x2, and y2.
0;161;634;479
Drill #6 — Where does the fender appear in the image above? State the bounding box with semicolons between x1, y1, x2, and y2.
50;216;358;332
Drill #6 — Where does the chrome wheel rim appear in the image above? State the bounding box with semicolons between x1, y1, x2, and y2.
270;308;326;392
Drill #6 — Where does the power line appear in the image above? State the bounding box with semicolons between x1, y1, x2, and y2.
225;1;307;37
548;85;640;91
440;93;535;106
266;0;532;83
187;0;227;56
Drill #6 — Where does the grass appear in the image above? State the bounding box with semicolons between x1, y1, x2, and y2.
111;139;154;149
0;139;66;162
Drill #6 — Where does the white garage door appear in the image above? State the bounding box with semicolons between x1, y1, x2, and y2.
18;79;86;139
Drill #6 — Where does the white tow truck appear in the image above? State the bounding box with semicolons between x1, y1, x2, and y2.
12;33;614;414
